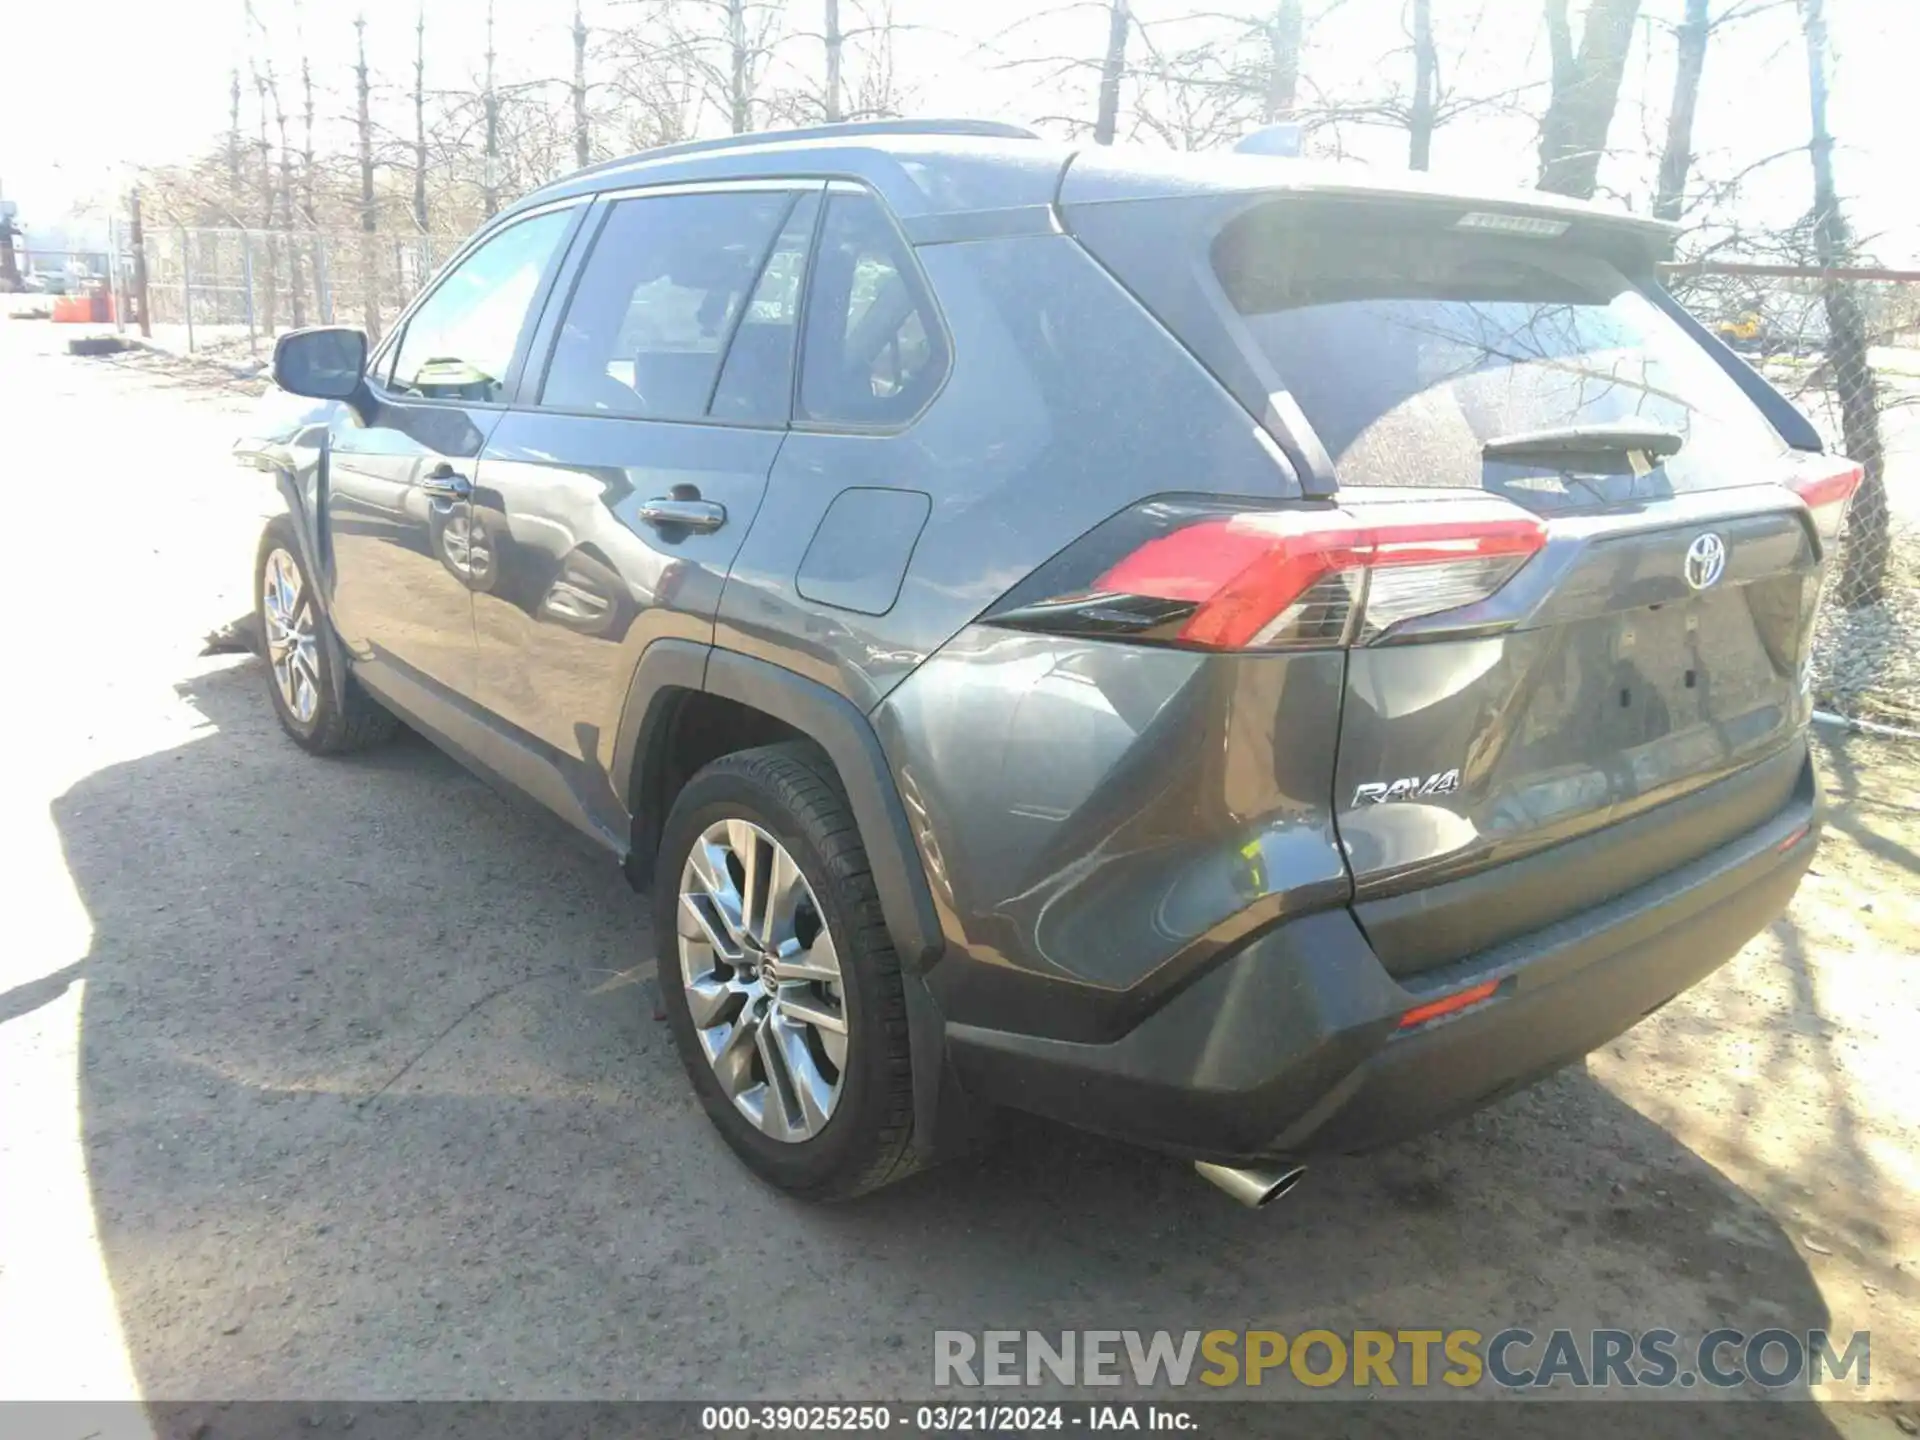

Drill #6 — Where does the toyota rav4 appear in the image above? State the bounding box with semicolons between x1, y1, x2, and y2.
237;119;1852;1205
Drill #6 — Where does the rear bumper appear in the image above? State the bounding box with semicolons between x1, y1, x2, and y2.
943;754;1820;1163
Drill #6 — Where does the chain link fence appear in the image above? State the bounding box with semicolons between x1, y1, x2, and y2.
136;227;462;355
1665;266;1920;732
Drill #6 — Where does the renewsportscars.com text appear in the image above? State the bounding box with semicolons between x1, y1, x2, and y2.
933;1328;1871;1391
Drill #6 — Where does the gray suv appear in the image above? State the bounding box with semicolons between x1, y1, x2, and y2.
241;119;1854;1206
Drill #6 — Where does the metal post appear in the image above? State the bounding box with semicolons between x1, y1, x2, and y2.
179;227;195;353
241;232;258;355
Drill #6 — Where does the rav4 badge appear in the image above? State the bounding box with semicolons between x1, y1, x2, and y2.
1351;769;1462;807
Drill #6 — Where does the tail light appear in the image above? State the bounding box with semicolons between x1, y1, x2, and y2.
987;497;1547;651
1786;456;1864;549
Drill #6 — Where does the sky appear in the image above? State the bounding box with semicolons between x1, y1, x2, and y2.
4;0;1918;261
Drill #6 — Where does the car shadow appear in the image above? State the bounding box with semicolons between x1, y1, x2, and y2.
52;659;1850;1427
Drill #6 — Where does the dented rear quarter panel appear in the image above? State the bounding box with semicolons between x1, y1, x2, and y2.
873;628;1352;1041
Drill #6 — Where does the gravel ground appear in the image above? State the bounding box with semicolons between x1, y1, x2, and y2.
0;317;1916;1431
1813;522;1920;728
1775;365;1920;729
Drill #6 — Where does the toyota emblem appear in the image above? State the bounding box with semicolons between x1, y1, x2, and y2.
1684;532;1727;590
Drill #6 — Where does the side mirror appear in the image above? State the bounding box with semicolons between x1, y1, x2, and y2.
271;326;368;402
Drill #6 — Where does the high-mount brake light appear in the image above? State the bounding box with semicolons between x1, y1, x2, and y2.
1453;211;1570;239
1786;457;1864;549
991;501;1548;651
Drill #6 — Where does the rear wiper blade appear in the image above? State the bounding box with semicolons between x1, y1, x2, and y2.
1482;423;1685;463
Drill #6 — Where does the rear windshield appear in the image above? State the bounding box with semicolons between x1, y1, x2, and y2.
1212;203;1790;508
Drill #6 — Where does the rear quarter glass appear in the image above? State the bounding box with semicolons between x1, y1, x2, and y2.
1208;201;1793;511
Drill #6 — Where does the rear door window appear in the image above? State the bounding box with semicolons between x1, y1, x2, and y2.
709;191;820;425
798;191;948;428
541;189;795;421
1211;203;1791;509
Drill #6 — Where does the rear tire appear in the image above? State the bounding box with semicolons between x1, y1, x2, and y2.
654;742;920;1200
254;515;400;755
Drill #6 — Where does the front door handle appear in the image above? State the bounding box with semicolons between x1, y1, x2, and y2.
637;496;727;534
420;465;472;501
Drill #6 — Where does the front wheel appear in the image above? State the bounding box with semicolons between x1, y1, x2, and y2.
255;515;400;755
654;743;920;1200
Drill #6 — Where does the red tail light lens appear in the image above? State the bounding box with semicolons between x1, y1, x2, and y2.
1786;456;1864;549
989;498;1547;651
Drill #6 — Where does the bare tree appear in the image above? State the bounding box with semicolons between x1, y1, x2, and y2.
1124;1;1376;151
772;0;910;124
1129;29;1251;150
1652;2;1795;222
228;70;244;199
598;14;701;150
484;1;502;216
846;0;910;120
1408;0;1436;168
245;5;282;334
1094;0;1131;144
1202;0;1530;168
1651;0;1709;219
573;1;593;166
1262;1;1305;122
726;0;752;132
291;0;317;233
300;54;317;229
413;0;431;232
249;1;307;331
269;68;307;326
824;0;845;122
1800;0;1887;604
605;0;785;138
355;12;382;342
1537;0;1641;198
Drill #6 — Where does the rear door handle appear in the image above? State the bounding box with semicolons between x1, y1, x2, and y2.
420;465;472;501
637;497;727;534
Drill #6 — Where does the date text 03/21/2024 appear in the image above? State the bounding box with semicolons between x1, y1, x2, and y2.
699;1404;1192;1431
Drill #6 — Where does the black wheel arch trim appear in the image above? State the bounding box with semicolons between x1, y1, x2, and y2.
612;637;712;881
268;468;352;718
615;641;945;973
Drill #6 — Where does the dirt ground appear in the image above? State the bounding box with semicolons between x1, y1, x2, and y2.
0;316;1916;1429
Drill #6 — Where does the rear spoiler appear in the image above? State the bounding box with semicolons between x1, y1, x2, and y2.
1058;147;1680;263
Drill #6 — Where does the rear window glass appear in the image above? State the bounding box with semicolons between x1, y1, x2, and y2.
1212;205;1791;508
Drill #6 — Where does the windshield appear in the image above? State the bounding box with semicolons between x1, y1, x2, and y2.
1211;204;1791;510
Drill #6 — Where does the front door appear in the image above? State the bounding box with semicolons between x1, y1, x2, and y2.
471;185;820;836
326;206;578;710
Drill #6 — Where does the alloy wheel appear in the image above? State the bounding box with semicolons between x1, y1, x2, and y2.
677;819;849;1142
262;548;321;725
440;513;493;584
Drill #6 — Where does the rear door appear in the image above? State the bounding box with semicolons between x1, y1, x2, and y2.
1077;189;1847;975
469;182;819;840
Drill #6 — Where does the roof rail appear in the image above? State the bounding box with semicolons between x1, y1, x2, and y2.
558;118;1042;186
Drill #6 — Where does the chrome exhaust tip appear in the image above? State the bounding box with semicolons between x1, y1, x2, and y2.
1194;1160;1308;1209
